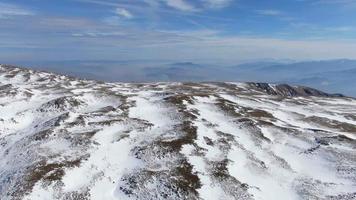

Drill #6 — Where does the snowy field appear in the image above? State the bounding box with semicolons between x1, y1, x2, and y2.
0;65;355;200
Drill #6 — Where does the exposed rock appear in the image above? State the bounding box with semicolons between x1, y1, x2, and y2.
247;82;345;97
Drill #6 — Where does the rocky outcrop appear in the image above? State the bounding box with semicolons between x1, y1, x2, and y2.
247;82;344;97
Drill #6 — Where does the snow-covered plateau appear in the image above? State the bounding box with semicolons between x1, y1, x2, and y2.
0;64;355;200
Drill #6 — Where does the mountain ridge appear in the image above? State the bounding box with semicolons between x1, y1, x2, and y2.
1;64;356;200
0;64;348;98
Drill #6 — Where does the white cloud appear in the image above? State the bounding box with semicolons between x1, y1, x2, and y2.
164;0;197;11
64;27;356;61
325;26;354;32
2;0;355;63
289;22;356;35
315;0;356;5
102;7;133;26
72;31;127;37
161;0;233;11
202;0;233;9
77;0;233;13
135;35;356;62
0;2;34;18
2;20;356;62
256;9;283;16
115;8;133;19
300;0;356;8
39;17;94;28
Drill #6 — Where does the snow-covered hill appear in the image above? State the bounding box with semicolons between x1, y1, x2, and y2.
0;65;355;200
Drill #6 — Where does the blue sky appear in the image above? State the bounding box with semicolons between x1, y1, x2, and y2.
1;0;356;64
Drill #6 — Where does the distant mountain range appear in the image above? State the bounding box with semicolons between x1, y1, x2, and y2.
144;59;356;96
6;59;356;96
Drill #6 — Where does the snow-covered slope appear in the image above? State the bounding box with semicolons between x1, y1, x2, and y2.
0;65;355;200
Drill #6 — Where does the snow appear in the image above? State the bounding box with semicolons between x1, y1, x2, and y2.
129;91;172;128
1;66;355;200
182;145;226;200
60;123;141;199
188;96;297;200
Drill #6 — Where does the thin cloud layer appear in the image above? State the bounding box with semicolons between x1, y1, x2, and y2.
0;2;34;18
1;0;356;64
203;0;233;9
256;9;283;16
164;0;197;11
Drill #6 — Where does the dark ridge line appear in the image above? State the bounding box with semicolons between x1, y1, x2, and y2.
246;82;345;98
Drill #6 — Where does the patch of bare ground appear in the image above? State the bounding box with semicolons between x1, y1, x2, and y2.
304;116;356;133
67;130;99;147
94;106;117;113
133;120;202;197
120;93;203;198
67;115;86;126
202;129;252;199
164;93;206;120
174;159;201;196
126;146;201;198
247;125;272;143
37;97;83;112
29;129;53;141
210;82;241;91
316;135;356;147
62;191;91;200
87;119;123;126
208;159;252;200
156;121;198;152
4;71;19;78
215;131;236;152
128;118;154;131
8;158;84;200
214;95;276;124
119;165;200;199
326;192;356;200
214;97;243;118
345;114;356;121
246;109;274;119
0;84;15;93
